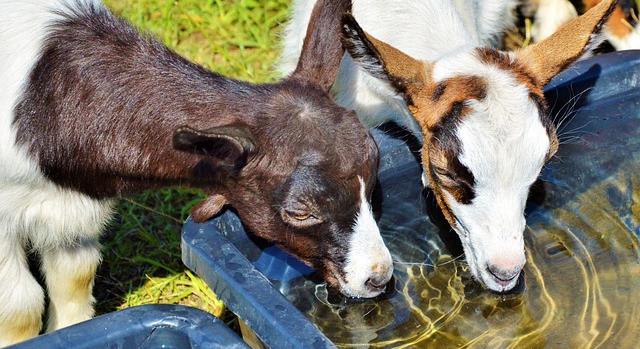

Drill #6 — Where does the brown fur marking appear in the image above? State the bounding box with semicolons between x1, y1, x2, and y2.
70;270;95;300
411;75;487;132
191;194;228;223
5;315;41;345
476;48;543;97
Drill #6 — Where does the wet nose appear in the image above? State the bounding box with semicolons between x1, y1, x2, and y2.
364;264;392;291
487;253;524;283
487;264;520;283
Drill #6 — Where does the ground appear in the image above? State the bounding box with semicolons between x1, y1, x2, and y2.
96;0;291;322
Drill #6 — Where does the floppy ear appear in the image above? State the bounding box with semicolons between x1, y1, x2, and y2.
291;0;352;91
341;14;432;105
173;125;255;172
191;194;228;223
517;0;617;85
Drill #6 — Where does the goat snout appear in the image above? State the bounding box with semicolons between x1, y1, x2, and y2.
342;244;393;298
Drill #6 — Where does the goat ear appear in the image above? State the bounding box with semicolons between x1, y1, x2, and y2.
341;14;431;104
191;194;228;223
291;0;352;91
517;0;617;86
172;125;255;172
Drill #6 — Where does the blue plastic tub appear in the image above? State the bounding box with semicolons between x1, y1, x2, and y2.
183;51;640;348
8;305;248;349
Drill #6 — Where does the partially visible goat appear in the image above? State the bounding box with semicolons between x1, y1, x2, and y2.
279;0;519;138
529;0;640;50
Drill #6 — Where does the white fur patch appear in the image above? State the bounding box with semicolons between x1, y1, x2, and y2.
531;0;578;42
0;0;113;342
608;25;640;50
0;0;113;242
42;242;101;332
0;237;44;346
341;176;393;298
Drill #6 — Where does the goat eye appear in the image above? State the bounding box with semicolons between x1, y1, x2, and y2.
281;209;322;227
434;168;455;181
290;211;312;221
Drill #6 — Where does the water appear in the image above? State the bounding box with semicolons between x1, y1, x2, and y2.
257;87;640;347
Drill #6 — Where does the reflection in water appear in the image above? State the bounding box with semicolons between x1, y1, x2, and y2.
270;155;640;348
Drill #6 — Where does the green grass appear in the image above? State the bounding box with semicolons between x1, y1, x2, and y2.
96;0;291;319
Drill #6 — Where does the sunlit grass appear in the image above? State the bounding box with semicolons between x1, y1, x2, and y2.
106;0;290;82
97;0;292;320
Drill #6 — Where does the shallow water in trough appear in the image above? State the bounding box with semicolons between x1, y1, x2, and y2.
257;69;640;347
275;160;640;348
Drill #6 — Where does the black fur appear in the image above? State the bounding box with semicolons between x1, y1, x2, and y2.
12;0;377;289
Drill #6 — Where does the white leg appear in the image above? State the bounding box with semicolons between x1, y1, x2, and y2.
0;238;44;346
41;240;101;332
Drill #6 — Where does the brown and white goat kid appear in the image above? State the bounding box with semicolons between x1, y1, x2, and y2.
0;0;393;344
339;1;619;293
281;0;616;293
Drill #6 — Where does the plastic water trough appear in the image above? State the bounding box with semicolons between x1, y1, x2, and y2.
8;304;248;348
182;50;640;349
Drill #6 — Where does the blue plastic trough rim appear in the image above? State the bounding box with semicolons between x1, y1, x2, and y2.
8;304;249;349
182;219;336;349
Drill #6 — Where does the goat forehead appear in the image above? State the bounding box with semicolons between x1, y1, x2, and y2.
456;105;550;185
433;52;550;183
432;52;542;129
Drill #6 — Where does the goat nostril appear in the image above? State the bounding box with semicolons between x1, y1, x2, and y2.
487;264;519;282
365;275;388;290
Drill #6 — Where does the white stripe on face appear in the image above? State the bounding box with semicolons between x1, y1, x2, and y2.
340;176;393;298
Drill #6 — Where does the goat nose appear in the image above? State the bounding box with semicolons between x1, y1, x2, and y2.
365;264;392;290
487;263;521;282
